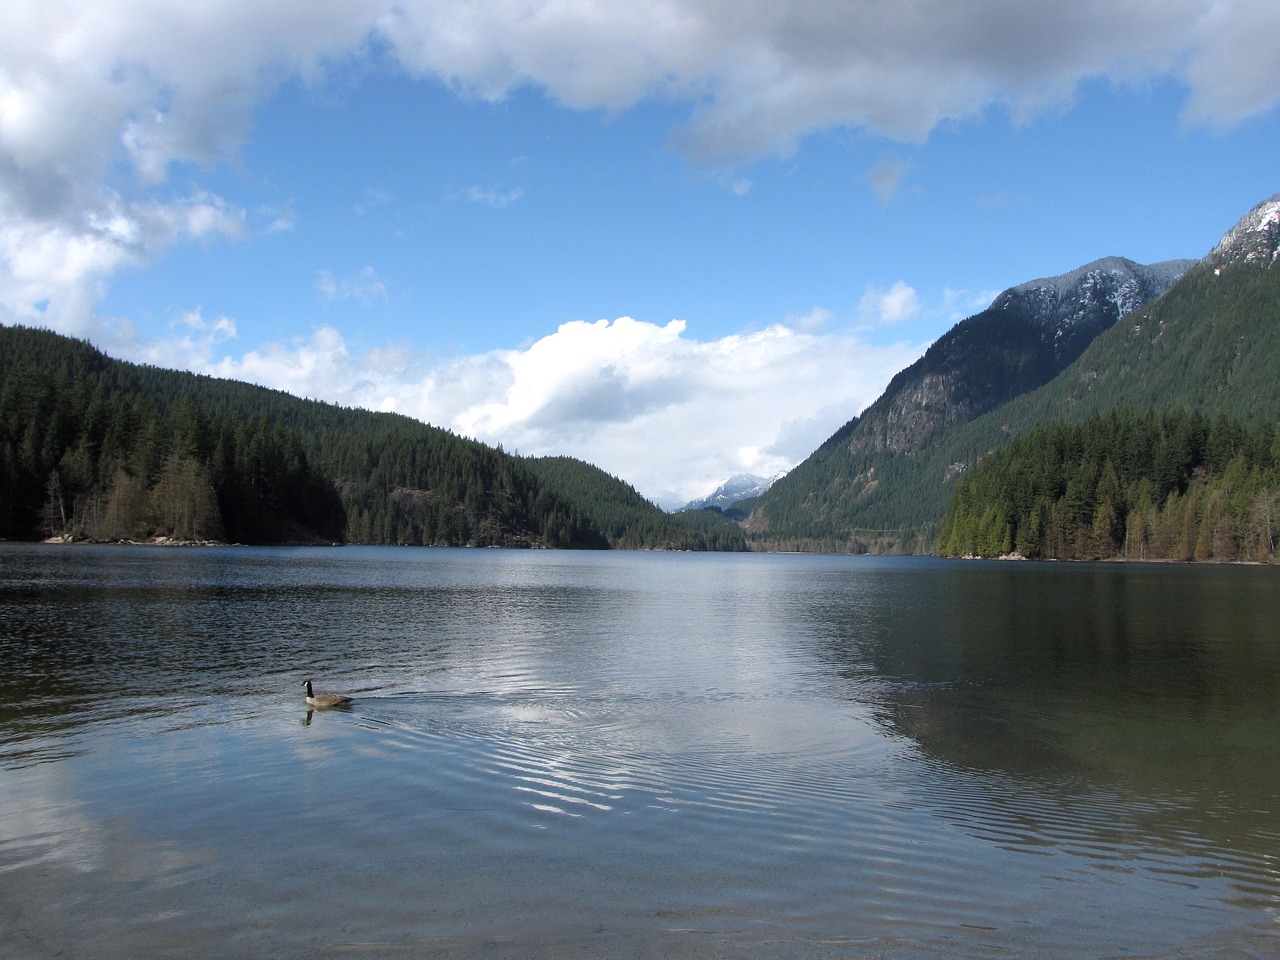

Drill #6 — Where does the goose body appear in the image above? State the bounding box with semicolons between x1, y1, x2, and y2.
305;679;353;709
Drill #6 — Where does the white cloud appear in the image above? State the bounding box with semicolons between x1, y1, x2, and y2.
130;307;240;371
176;315;922;507
0;189;243;336
1178;0;1280;131
375;0;1273;160
263;200;296;233
858;280;921;327
0;0;375;329
173;307;237;340
788;306;834;332
3;1;1279;333
316;265;390;304
3;0;1278;509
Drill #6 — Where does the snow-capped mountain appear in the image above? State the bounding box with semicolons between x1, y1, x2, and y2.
993;257;1195;363
820;255;1194;461
681;473;784;512
1206;193;1280;269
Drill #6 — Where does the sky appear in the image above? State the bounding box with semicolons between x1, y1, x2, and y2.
3;1;1279;508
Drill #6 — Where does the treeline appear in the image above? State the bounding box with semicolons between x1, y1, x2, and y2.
937;409;1280;562
1;353;346;544
0;325;717;549
744;444;938;554
524;456;747;551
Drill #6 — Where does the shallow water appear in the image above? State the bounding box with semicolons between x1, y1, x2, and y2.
1;545;1277;958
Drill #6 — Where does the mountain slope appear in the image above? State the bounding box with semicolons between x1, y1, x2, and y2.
935;193;1280;464
935;408;1280;561
0;325;736;549
524;456;747;550
681;473;783;512
745;256;1193;551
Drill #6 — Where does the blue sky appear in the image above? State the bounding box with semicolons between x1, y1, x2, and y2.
3;2;1279;507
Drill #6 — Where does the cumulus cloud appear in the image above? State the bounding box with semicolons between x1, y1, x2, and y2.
788;306;834;332
129;307;241;371
0;189;243;336
0;0;374;328
183;315;921;507
3;0;1279;503
375;0;1278;160
858;281;921;327
1178;0;1280;130
4;1;1279;332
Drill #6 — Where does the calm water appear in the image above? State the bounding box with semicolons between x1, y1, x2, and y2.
1;544;1277;959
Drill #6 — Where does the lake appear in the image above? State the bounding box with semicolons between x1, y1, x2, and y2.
1;544;1277;959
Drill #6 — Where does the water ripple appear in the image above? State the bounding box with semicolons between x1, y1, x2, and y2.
3;546;1279;959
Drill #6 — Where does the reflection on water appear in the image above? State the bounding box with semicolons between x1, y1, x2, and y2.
0;544;1277;959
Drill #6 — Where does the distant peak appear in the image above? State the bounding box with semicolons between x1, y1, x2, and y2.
681;472;785;512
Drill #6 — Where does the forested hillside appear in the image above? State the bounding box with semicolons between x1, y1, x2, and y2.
8;191;1276;558
747;194;1280;555
937;409;1280;561
924;227;1280;533
0;325;726;549
966;254;1280;430
524;456;747;550
744;258;1191;553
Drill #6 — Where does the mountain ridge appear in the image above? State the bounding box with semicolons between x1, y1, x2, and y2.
0;324;744;550
681;472;784;512
744;252;1196;550
1206;193;1280;268
746;191;1280;553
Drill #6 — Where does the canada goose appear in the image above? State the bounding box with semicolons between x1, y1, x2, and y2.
305;679;353;709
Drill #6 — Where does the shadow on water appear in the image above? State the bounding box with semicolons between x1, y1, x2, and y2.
2;544;1278;959
789;558;1280;906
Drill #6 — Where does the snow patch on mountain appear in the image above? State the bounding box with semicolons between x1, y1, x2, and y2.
1000;256;1193;321
1207;194;1280;268
992;256;1194;359
681;473;785;512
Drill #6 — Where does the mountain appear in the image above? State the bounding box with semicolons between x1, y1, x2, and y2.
0;325;740;550
936;192;1280;446
681;472;784;512
1205;194;1280;268
744;255;1195;552
523;456;747;550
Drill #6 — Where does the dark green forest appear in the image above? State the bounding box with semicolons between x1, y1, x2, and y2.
937;409;1280;561
524;456;747;551
741;267;1168;554
7;226;1278;560
0;325;726;550
749;247;1280;555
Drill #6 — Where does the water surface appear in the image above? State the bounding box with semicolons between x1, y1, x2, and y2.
1;545;1277;958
